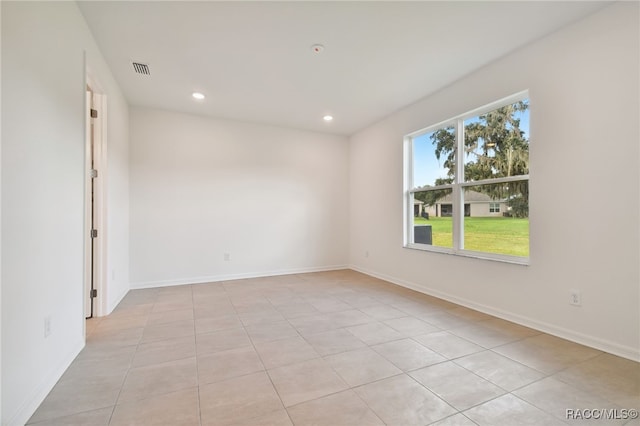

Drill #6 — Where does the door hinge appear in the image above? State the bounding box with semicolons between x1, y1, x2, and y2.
90;289;98;298
91;229;98;239
90;169;98;178
90;109;98;118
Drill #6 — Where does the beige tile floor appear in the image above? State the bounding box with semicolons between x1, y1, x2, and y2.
28;270;639;425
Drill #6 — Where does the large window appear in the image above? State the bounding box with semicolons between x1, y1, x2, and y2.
404;92;530;263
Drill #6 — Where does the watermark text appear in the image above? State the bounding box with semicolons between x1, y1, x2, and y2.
566;408;638;421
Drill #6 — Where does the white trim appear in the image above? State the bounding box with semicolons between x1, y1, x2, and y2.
460;175;530;187
349;265;640;362
130;264;350;289
5;339;85;426
94;94;108;317
403;136;413;246
0;3;3;417
404;243;530;266
84;68;109;319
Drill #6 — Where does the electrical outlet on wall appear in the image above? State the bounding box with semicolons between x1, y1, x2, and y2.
44;315;52;338
224;253;231;261
569;289;582;306
365;250;369;258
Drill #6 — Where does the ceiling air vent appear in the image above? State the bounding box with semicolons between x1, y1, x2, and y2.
132;62;150;76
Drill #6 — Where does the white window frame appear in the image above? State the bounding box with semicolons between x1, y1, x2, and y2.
403;91;530;265
489;202;501;213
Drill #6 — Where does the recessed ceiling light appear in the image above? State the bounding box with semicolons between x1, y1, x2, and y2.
323;115;333;122
192;92;205;100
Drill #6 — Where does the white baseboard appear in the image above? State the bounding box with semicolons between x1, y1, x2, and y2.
130;264;350;290
5;338;85;426
350;264;640;362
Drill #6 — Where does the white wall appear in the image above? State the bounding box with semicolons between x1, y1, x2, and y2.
102;78;130;314
349;3;639;360
1;2;129;424
130;108;349;288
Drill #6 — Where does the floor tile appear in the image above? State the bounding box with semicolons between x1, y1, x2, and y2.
254;335;319;369
410;361;505;410
554;353;640;408
152;300;194;314
198;345;264;385
358;304;408;320
140;319;195;344
354;374;456;425
346;322;404;345
63;345;134;379
26;406;113;426
288;313;341;336
448;306;493;322
429;413;479;426
268;358;349;407
28;372;125;423
307;297;353;313
275;302;318;319
118;357;197;402
86;327;143;348
242;409;293;426
32;271;640;426
449;323;520;348
287;389;384;426
372;338;446;371
494;334;602;374
195;314;243;334
147;308;194;326
93;313;148;332
245;320;299;344
340;294;381;309
303;328;367;356
393;301;444;317
480;318;541;340
196;327;252;355
329;309;376;328
324;347;402;386
419;311;475;330
514;377;628;425
414;331;484;359
454;350;545;391
384;316;440;337
463;394;567;425
199;371;284;426
239;309;286;326
110;387;199;426
132;335;196;368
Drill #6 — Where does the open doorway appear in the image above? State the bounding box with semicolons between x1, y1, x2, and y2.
84;82;106;320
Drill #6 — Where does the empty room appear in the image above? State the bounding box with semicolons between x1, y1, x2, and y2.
1;1;639;425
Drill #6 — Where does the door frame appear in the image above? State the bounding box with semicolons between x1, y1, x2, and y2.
85;67;108;320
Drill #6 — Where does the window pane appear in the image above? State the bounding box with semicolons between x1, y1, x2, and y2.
414;189;453;248
463;100;529;182
463;181;529;257
412;126;455;188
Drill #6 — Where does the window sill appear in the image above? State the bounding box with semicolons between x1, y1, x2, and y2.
404;243;530;266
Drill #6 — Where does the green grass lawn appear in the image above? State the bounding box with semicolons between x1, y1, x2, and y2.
414;216;529;257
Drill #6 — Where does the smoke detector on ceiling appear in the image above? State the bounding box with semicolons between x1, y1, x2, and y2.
132;62;151;75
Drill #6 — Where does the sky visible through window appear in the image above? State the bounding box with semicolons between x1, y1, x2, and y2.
412;109;529;188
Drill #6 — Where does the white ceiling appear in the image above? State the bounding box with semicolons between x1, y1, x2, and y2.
78;1;608;135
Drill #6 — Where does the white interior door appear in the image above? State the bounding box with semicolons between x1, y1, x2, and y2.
85;89;95;318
